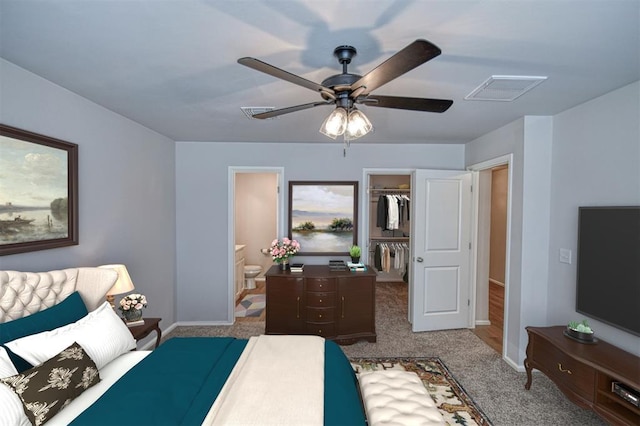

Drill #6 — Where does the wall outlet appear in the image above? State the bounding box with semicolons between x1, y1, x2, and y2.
559;248;572;264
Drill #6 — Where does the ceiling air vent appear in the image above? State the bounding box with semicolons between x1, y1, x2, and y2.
240;107;277;119
465;75;547;101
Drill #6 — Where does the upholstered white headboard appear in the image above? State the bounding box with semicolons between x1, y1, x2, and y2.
0;267;118;324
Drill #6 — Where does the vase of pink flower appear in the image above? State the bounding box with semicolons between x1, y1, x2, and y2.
119;293;147;323
269;237;301;270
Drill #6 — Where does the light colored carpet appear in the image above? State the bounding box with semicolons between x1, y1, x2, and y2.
164;282;605;426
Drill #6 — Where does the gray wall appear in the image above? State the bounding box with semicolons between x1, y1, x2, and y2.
175;142;465;322
466;117;528;366
0;59;178;334
466;81;640;366
547;81;640;355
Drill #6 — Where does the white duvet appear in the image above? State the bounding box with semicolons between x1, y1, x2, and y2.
203;335;325;426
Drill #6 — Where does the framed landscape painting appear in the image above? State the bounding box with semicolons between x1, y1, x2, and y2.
0;124;78;255
288;181;358;256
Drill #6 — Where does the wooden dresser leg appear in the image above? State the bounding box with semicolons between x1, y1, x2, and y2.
524;358;533;390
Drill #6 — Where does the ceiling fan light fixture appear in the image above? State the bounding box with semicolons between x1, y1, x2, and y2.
319;107;348;139
346;108;373;140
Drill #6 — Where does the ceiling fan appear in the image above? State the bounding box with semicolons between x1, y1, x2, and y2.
238;39;453;140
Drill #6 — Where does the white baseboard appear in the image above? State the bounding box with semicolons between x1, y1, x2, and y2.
139;320;232;350
138;322;177;350
504;355;526;372
475;320;491;326
175;320;234;326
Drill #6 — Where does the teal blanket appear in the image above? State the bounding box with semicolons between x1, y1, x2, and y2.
70;337;365;426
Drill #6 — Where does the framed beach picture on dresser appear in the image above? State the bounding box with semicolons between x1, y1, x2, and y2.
0;124;78;255
288;181;358;256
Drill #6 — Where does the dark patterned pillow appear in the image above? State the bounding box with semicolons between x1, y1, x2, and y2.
0;342;100;425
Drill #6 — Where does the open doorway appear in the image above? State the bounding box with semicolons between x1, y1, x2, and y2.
228;167;284;324
473;166;508;353
469;155;513;357
362;169;413;327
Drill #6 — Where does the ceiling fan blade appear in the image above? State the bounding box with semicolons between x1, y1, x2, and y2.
239;57;335;99
361;95;453;113
252;101;332;119
350;39;442;97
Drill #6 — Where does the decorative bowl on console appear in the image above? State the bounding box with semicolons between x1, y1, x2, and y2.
564;320;596;343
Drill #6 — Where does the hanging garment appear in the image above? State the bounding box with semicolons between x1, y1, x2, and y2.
381;243;392;273
403;195;410;222
398;197;405;227
394;244;401;270
376;195;388;229
374;244;382;270
386;195;399;230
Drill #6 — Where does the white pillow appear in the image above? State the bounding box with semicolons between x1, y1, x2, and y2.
0;347;18;379
5;301;136;370
0;383;30;426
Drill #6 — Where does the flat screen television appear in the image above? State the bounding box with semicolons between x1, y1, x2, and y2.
576;206;640;336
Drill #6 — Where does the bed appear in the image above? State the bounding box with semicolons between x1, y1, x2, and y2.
0;268;366;426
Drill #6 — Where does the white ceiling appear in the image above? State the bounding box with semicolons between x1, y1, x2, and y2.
1;0;638;144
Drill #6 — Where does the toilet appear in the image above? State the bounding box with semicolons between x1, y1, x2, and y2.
243;265;262;290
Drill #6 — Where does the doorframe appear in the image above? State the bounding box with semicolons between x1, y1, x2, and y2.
467;154;514;360
227;166;285;323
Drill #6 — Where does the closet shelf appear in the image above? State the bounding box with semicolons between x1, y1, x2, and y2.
370;237;410;241
369;188;410;193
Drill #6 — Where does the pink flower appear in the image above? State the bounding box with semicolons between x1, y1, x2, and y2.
269;237;301;263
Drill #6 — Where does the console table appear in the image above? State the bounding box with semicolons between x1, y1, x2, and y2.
525;326;640;425
265;265;376;345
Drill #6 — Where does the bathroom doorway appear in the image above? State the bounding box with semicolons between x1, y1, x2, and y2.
228;167;284;324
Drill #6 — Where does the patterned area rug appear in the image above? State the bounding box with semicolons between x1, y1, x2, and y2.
234;293;265;317
350;357;492;426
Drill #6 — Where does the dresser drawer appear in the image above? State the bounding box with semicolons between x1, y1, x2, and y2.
533;337;596;401
306;278;336;292
306;322;336;337
307;307;335;322
306;292;336;307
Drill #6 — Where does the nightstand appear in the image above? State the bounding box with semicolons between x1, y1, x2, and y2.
127;317;162;349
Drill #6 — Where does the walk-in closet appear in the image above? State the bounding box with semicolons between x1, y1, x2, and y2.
367;174;411;284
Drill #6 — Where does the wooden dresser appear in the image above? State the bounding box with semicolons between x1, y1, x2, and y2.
265;265;376;345
525;326;640;425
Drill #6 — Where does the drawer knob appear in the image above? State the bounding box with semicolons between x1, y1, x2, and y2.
318;314;322;318
557;363;572;375
318;329;322;333
319;299;322;303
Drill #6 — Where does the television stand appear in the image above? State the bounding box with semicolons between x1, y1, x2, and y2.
524;326;640;425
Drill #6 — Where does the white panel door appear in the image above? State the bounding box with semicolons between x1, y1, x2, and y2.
411;170;472;331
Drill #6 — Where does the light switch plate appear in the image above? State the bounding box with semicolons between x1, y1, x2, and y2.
559;248;572;264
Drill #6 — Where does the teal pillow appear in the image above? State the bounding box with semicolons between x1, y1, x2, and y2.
0;291;88;372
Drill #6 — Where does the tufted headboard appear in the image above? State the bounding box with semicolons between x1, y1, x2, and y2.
0;267;118;324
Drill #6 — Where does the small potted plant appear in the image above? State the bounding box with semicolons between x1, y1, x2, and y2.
566;319;595;342
349;245;362;263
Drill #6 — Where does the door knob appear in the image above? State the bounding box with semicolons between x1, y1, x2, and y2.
416;257;424;263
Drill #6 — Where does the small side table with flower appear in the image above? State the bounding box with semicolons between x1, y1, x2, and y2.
269;237;301;270
118;293;162;349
